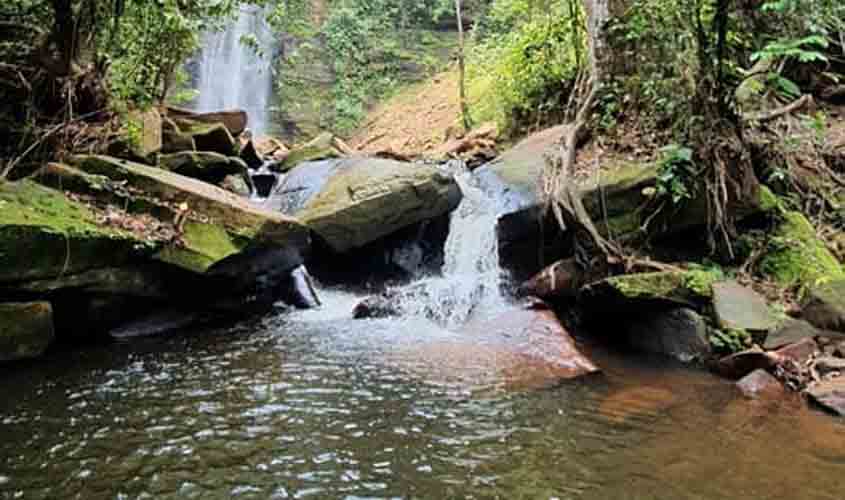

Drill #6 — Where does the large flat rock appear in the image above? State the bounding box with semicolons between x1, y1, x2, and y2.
273;157;460;253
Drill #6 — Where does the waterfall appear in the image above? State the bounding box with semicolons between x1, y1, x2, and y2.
194;6;275;135
392;169;510;328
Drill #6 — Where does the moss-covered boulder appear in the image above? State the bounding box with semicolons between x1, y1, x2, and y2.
802;279;845;332
275;157;460;253
758;211;843;292
0;302;55;361
581;269;720;312
159;151;248;185
0;180;149;283
61;155;309;273
172;119;237;156
107;109;163;164
273;132;343;173
166;107;248;136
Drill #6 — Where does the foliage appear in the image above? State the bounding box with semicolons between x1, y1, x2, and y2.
467;0;584;133
709;328;752;354
655;144;696;205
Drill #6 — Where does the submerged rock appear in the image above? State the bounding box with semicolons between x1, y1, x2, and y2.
736;369;784;399
274;157;460;253
806;378;845;416
712;280;779;333
802;279;845;332
0;302;55;361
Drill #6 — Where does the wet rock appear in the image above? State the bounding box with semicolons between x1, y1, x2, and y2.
274;132;344;173
763;318;820;350
712;280;779;332
624;308;711;362
110;309;201;339
283;265;321;309
774;337;818;366
172;119;238;156
275;157;460;253
806;378;845;416
251;172;278;197
518;258;579;299
0;302;55;361
715;346;779;379
240;140;264;169
802;279;845;333
220;174;252;197
159;151;248;184
161;116;196;153
736;369;784;399
166;107;248;136
759;212;844;291
352;294;400;319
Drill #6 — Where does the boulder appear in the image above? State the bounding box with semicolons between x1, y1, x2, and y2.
0;302;55;361
763;318;821;350
273;132;346;173
802;279;845;332
159;151;248;184
165;107;248;136
220;174;252;197
518;258;579;299
274;157;460;253
806;378;845;416
172;119;238;156
736;369;784;399
353;294;401;319
623;307;711;362
251;172;278;198
161;117;196;154
712;280;779;332
759;212;844;291
715;346;779;379
240;140;264;169
108;108;163;162
51;156;309;274
580;269;720;313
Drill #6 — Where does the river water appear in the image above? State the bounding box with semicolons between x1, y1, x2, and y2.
2;173;844;499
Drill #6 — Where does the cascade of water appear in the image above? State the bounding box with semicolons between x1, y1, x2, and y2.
194;6;275;134
392;168;510;328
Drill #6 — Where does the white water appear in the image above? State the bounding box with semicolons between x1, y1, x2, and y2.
194;6;275;134
389;169;511;328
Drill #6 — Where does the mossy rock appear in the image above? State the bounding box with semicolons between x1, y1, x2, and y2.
155;221;248;273
758;211;844;292
172;119;237;156
275;132;341;173
0;302;55;361
802;279;845;332
159;151;248;184
581;269;721;313
0;180;148;284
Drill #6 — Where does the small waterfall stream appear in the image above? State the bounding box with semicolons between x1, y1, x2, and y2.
194;6;275;134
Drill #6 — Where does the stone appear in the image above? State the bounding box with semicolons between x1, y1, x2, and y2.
274;132;343;173
240;139;264;169
166;107;248;136
813;356;845;377
129;108;162;158
774;337;818;365
0;179;147;284
173;119;238;156
517;258;579;299
763;318;821;350
624;308;711;362
736;369;784;399
715;346;779;379
806;378;845;416
251;172;277;198
802;279;845;332
353;294;400;319
275;157;461;253
0;302;55;361
161;117;196;153
580;269;720;313
159;151;248;184
712;280;779;332
57;156;309;274
759;212;844;291
220;174;251;197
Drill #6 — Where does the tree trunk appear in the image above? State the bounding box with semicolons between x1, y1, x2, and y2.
455;0;471;131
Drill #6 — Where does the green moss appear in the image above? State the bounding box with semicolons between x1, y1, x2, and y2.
154;221;246;273
277;133;338;172
605;269;718;304
757;185;782;213
759;211;844;291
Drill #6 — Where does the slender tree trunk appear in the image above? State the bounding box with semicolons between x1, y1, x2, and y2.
455;0;471;131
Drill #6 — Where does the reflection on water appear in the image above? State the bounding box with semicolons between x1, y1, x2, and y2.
1;307;843;500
